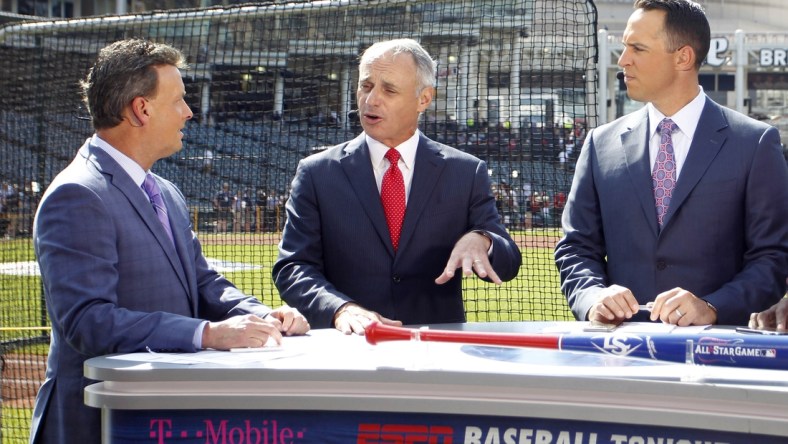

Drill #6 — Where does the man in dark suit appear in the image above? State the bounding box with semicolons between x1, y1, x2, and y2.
30;39;309;444
273;39;521;334
555;0;788;327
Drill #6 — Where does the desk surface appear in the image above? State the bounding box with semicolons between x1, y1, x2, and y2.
85;322;788;440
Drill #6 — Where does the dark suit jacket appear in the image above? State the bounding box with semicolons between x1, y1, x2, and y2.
555;99;788;324
30;140;272;444
273;133;521;328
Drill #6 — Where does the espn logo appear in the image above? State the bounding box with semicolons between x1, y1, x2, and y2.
357;423;454;443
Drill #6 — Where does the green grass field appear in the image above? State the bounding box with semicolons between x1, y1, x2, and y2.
1;231;571;329
1;231;573;345
0;230;572;443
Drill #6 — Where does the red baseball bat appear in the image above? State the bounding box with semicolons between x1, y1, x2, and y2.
365;321;560;349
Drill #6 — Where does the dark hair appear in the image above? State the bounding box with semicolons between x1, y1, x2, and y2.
81;39;186;130
634;0;710;69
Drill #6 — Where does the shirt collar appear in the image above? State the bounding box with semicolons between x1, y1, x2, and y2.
90;134;148;188
366;130;420;171
647;86;706;140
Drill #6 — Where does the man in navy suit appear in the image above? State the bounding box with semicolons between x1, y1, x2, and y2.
273;39;521;334
555;0;788;327
30;39;309;444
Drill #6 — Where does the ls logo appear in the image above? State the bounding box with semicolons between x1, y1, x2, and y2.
590;334;647;358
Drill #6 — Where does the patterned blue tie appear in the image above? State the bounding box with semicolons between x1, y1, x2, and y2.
653;119;678;227
142;173;174;245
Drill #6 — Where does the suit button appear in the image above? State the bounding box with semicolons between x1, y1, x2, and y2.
656;260;667;270
392;275;401;283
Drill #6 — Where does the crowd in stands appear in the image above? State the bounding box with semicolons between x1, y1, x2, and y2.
492;181;567;230
422;118;587;167
209;181;289;234
0;180;39;239
4;108;585;236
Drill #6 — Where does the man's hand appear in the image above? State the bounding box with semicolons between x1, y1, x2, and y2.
749;297;788;332
649;287;717;326
587;284;640;324
201;314;284;350
435;231;500;285
333;302;402;335
267;306;311;335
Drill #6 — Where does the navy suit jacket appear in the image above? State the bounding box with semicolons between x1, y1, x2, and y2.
273;133;521;328
30;140;272;444
555;99;788;324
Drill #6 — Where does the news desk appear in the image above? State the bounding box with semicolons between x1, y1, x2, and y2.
84;322;788;444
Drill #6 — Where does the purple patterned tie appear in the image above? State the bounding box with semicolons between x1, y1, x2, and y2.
142;173;175;245
653;118;678;227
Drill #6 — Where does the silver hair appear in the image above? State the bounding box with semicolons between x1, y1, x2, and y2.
359;38;437;95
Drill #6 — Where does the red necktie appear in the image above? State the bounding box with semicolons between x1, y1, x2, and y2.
652;118;678;227
381;148;406;251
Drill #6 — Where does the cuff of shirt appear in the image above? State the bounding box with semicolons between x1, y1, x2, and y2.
194;320;209;350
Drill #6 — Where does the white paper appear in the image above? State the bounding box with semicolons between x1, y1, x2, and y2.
108;329;350;365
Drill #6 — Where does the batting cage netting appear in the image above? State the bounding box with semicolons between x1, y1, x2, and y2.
0;0;598;440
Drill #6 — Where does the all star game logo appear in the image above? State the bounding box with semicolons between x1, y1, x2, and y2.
694;337;777;365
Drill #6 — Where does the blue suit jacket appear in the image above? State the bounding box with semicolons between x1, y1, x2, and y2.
273;133;521;328
555;99;788;324
30;140;272;444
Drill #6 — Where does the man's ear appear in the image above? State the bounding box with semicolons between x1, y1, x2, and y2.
675;45;696;72
417;86;434;113
127;96;149;127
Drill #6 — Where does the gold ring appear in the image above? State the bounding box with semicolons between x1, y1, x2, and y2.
473;259;482;264
675;308;684;318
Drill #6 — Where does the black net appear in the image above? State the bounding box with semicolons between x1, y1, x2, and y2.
0;0;597;440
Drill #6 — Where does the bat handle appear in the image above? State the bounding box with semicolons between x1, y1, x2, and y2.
365;322;418;345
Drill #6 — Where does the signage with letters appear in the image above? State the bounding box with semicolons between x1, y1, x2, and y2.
680;37;788;68
108;408;786;444
760;48;788;67
707;37;729;67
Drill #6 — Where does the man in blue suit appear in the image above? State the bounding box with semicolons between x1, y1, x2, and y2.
273;39;521;334
30;39;309;444
555;0;788;327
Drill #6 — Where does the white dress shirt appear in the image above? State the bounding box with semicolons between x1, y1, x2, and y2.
91;135;149;196
366;130;420;203
647;86;706;180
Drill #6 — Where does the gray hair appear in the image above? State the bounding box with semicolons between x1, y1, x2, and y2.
81;38;187;130
359;39;437;95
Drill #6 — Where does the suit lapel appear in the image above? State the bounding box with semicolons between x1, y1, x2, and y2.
85;144;190;297
662;99;727;229
340;135;395;256
157;182;199;316
620;110;660;237
397;136;446;255
151;177;194;307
